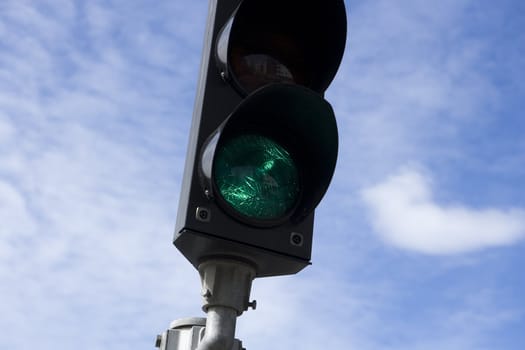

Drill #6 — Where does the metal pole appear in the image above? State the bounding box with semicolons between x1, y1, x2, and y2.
196;307;237;350
156;259;256;350
197;259;256;350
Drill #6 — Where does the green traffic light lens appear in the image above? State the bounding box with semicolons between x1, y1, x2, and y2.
214;134;300;222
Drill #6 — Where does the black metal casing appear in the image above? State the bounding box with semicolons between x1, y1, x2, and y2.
174;0;347;277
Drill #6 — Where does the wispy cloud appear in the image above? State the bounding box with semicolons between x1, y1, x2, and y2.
0;1;206;348
361;168;525;254
331;0;508;188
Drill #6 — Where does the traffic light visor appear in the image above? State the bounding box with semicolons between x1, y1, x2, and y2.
199;84;338;227
216;0;347;95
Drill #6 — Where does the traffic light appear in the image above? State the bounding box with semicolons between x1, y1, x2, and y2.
174;0;347;277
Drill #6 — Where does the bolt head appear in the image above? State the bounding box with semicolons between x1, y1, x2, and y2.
201;288;212;298
155;334;162;348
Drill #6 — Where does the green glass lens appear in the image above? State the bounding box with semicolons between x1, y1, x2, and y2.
214;134;300;221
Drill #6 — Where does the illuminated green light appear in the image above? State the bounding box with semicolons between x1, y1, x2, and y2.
214;134;299;221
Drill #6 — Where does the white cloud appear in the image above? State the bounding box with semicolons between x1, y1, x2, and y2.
0;180;37;261
0;115;15;141
237;271;392;350
361;169;525;254
330;0;505;192
0;1;203;348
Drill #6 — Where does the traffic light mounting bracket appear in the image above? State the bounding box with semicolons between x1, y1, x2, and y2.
155;258;255;350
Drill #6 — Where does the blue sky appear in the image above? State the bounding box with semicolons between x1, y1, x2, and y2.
0;0;524;349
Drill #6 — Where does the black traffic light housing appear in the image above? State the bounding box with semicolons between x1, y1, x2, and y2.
215;0;347;95
174;0;347;277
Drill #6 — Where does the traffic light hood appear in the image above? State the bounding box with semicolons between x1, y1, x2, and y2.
216;0;347;95
199;83;338;227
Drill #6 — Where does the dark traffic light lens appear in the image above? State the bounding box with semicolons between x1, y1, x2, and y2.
230;53;295;93
216;0;347;95
214;134;300;221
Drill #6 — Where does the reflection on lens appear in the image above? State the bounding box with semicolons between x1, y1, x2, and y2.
214;134;299;221
231;53;295;93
